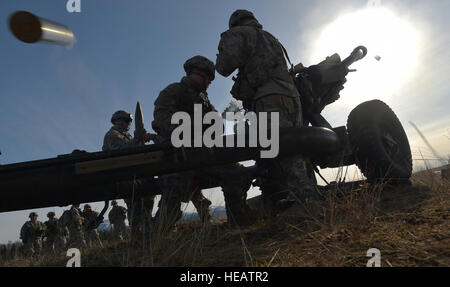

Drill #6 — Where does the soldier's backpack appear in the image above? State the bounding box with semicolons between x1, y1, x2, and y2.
20;223;31;242
59;210;72;228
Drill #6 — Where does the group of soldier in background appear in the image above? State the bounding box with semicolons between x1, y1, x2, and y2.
19;200;128;257
18;8;329;255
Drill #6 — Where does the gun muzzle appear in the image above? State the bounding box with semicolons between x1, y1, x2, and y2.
9;11;75;46
341;46;367;67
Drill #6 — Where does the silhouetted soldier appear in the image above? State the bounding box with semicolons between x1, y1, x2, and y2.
82;204;103;247
20;212;45;257
108;200;128;241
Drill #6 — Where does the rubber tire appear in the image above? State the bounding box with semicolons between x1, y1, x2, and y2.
347;100;412;182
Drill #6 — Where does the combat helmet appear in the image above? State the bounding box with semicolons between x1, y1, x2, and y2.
84;204;91;210
111;110;133;124
47;211;55;217
183;55;215;81
229;9;262;29
29;212;38;218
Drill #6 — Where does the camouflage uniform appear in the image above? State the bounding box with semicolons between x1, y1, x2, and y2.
44;215;66;253
215;10;316;216
20;213;45;257
82;207;103;247
66;206;87;248
102;120;155;239
102;126;140;151
152;60;253;228
108;203;128;241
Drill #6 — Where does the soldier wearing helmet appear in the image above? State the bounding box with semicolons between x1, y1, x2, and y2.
152;56;254;230
61;204;87;248
152;55;217;142
108;200;128;241
228;9;262;30
44;211;66;253
215;10;318;218
102;110;156;242
82;204;103;247
103;110;154;151
183;55;215;90
20;212;45;256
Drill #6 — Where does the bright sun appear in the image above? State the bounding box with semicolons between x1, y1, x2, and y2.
309;6;421;109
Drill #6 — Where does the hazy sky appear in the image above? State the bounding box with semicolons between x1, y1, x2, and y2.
0;0;448;243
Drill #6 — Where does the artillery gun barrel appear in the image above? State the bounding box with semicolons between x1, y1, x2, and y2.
341;46;367;67
9;11;75;46
0;127;340;213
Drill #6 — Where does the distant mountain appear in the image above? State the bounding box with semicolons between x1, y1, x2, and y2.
182;196;263;222
97;206;229;229
96;198;264;228
181;206;227;222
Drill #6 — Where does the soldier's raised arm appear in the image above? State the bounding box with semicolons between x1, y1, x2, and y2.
216;29;248;77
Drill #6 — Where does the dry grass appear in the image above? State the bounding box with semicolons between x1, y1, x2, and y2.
1;166;449;267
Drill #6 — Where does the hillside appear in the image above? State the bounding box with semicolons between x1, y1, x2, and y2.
1;165;449;267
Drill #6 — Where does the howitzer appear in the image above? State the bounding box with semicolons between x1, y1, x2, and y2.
0;127;340;213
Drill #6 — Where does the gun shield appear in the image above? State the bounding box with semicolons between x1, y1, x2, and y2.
9;11;75;46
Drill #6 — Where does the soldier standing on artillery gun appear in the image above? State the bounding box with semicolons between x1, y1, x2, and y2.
151;55;254;230
44;211;66;253
108;200;128;241
215;10;320;217
20;212;45;257
82;204;103;247
102;110;155;240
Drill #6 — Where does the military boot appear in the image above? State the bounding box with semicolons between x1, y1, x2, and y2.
192;193;212;223
278;183;323;220
196;200;212;223
154;193;182;235
225;201;258;228
260;180;294;218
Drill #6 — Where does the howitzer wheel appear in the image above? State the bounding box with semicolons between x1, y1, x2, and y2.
347;100;412;182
